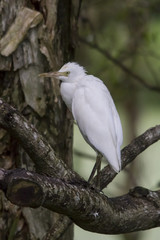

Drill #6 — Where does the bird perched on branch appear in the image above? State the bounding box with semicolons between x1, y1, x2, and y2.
39;62;123;180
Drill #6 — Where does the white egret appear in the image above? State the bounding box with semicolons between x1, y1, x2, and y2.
39;62;123;178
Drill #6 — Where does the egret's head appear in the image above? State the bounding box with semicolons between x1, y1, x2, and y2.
39;62;86;82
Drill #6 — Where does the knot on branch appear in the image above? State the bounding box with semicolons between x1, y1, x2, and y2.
7;179;43;207
3;169;44;207
129;186;160;208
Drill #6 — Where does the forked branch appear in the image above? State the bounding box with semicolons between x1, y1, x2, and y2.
0;98;160;234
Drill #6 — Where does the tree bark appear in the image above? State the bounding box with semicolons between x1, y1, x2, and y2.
0;1;75;239
0;98;160;235
1;1;160;239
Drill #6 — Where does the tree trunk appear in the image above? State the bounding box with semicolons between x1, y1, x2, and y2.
0;0;75;239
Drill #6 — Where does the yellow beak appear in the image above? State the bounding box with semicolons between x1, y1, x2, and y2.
38;71;66;78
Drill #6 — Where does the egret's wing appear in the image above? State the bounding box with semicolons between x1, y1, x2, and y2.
72;75;123;172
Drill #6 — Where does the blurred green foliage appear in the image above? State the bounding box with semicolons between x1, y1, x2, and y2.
74;1;160;239
76;0;160;102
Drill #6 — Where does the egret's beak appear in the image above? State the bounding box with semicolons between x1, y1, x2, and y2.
38;71;66;78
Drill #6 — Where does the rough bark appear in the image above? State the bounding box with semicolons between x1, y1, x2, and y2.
0;0;160;238
0;166;160;234
0;0;75;239
0;98;160;235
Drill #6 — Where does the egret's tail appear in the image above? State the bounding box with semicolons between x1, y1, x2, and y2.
103;145;121;173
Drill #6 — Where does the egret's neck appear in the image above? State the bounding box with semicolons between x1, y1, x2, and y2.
60;82;77;110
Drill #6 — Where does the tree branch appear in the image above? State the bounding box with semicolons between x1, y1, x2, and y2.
43;215;72;240
0;98;160;191
76;0;83;24
0;98;83;184
93;125;160;190
0;99;160;234
79;37;160;92
0;168;160;234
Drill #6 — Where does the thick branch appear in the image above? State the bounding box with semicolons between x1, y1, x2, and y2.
93;125;160;190
44;215;72;240
0;99;83;183
0;168;160;234
80;37;160;92
0;98;160;191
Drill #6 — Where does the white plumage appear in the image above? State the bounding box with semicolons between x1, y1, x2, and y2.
39;62;123;173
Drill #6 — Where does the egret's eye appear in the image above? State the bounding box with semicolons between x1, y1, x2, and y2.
66;71;70;75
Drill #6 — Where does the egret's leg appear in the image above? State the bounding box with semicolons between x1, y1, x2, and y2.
88;153;102;183
96;154;101;188
88;161;98;183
